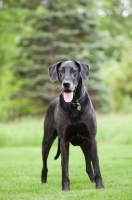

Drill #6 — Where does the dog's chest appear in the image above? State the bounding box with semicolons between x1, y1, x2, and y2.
64;123;91;146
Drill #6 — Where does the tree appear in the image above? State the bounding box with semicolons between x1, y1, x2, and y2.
110;46;132;112
0;0;27;120
96;0;132;111
12;0;106;116
97;0;132;60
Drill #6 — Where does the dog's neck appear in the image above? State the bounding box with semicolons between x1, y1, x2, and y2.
67;77;86;115
73;77;85;102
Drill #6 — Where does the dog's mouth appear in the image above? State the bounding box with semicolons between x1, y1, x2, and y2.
63;90;73;103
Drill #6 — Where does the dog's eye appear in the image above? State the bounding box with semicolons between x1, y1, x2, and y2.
59;69;64;78
59;69;63;74
72;69;77;73
73;70;77;73
71;67;77;73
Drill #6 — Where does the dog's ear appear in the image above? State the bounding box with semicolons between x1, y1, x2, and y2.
48;61;62;82
75;61;90;80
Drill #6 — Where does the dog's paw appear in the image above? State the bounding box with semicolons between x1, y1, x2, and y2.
96;180;104;189
62;182;70;191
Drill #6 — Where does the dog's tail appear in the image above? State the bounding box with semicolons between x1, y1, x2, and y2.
54;137;60;160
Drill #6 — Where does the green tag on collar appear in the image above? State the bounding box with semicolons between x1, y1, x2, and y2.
77;104;81;111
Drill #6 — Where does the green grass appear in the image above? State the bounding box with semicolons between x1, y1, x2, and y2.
0;145;132;200
0;117;44;147
0;114;132;199
0;114;132;147
97;114;132;144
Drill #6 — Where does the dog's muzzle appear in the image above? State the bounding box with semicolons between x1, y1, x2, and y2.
62;81;74;103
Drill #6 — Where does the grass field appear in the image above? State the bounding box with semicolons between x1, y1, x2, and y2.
0;114;132;147
0;114;132;199
0;145;132;200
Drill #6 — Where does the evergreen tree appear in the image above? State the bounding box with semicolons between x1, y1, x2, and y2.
13;0;106;115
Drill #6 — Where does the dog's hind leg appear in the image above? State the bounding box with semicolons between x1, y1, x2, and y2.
88;138;104;189
81;141;95;183
41;113;57;184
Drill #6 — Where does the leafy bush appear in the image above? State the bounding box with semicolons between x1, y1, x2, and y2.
111;45;132;112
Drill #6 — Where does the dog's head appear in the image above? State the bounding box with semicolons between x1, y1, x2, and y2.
48;61;90;102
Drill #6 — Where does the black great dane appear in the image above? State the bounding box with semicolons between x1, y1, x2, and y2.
41;60;104;190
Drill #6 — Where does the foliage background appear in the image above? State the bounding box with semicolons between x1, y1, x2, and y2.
0;2;132;199
0;0;132;120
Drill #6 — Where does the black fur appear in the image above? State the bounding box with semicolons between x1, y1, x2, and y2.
41;61;104;190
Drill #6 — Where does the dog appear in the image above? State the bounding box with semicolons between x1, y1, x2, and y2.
41;60;104;190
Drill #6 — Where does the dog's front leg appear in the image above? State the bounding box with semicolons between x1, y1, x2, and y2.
60;139;70;191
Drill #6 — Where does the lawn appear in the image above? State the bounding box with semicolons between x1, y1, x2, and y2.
0;114;132;147
0;114;132;199
0;145;132;200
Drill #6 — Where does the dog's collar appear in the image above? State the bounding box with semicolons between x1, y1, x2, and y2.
68;92;85;111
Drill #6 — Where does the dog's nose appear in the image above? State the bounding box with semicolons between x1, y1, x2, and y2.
63;82;70;88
